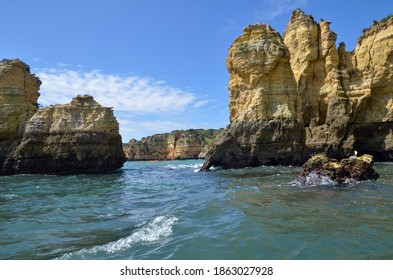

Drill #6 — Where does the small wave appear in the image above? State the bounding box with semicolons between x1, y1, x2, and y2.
0;194;22;201
166;163;203;170
58;215;178;259
291;172;337;187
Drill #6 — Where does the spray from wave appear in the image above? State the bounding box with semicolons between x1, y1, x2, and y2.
58;215;178;259
291;172;337;187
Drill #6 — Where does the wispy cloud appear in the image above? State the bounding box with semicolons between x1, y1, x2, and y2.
255;0;308;21
35;68;205;114
33;67;211;141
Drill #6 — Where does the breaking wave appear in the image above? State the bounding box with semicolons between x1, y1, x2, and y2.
58;215;178;259
166;163;203;170
291;172;337;187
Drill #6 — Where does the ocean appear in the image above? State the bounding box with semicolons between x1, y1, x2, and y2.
1;160;393;260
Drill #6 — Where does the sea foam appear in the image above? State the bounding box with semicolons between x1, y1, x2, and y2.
58;215;178;259
166;163;203;170
291;172;337;187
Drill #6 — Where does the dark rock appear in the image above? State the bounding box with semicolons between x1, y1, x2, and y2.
200;119;305;171
300;153;379;183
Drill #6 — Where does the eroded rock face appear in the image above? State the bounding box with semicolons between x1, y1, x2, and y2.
202;10;393;170
201;119;304;170
284;10;393;160
2;95;126;175
123;129;224;161
0;59;41;169
227;24;299;122
300;154;379;183
201;24;305;170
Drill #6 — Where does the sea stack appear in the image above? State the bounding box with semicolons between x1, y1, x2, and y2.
0;59;126;175
201;24;305;170
201;10;393;170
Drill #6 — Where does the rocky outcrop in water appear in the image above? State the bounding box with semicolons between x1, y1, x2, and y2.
201;23;305;170
300;153;379;183
123;129;224;161
202;10;393;170
0;59;126;175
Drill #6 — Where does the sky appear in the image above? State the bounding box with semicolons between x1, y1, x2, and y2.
1;0;391;142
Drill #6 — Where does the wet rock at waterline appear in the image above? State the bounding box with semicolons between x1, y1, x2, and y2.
299;153;379;184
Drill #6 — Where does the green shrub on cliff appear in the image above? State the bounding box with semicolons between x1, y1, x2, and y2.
362;14;393;33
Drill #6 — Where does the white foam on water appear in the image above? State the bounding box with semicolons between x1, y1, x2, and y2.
166;163;203;170
58;215;178;259
291;172;337;187
0;194;22;200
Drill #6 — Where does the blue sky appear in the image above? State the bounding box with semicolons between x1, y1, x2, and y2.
1;0;391;141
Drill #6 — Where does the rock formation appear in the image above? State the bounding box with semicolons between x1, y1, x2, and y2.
201;24;305;170
284;10;393;160
0;60;126;175
0;59;41;171
202;10;393;170
300;153;379;183
123;129;224;161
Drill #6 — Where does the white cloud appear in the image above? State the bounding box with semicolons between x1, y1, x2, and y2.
32;67;213;141
255;0;308;21
35;68;206;114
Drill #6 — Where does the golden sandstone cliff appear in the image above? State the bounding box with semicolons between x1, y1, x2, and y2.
202;10;393;170
0;59;126;175
123;129;224;161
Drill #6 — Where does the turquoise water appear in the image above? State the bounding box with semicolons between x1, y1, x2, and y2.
1;160;393;260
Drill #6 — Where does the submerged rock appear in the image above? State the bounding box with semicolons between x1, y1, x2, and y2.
300;154;379;183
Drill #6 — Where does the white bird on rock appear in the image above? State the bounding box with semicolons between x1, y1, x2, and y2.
349;150;358;159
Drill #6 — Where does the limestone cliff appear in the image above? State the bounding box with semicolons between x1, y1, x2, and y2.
201;24;305;170
124;133;169;161
1;93;126;175
0;59;41;169
123;129;224;161
283;10;393;160
202;10;393;170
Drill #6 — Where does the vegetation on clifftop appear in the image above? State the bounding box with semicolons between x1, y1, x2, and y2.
362;14;393;33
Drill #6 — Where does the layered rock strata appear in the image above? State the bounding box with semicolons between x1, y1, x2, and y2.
202;10;393;170
1;92;126;175
123;129;224;161
1;59;126;175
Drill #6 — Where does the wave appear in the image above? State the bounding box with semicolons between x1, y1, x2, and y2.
166;163;203;170
292;172;362;188
291;172;337;187
58;215;178;259
0;194;22;201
